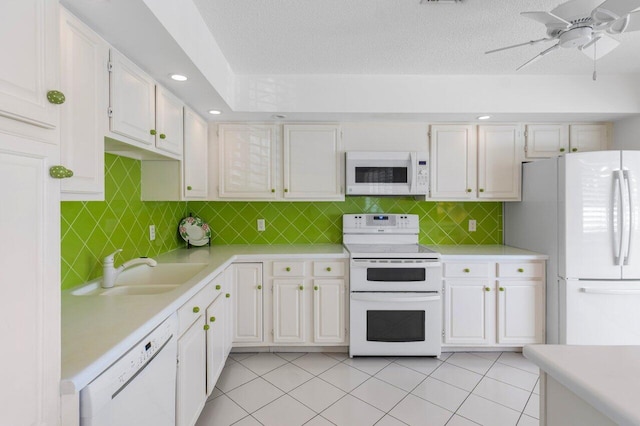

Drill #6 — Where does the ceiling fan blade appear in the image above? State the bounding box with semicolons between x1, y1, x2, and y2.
552;0;603;21
485;38;553;54
620;9;640;30
594;0;640;18
521;11;571;28
516;44;560;71
579;33;621;59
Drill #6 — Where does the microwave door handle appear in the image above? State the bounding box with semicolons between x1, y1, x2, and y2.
409;152;416;193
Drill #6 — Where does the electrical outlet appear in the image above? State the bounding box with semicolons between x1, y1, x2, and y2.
257;219;265;232
468;220;476;232
149;225;156;241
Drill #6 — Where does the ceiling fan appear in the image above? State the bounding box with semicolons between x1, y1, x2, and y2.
486;0;640;74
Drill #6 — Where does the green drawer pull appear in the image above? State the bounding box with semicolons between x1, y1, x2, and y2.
299;285;304;290
150;129;156;135
187;186;192;191
572;148;578;152
284;188;289;193
479;188;484;193
49;165;73;179
466;188;472;193
484;287;490;292
286;267;291;272
463;268;470;273
559;148;565;152
257;285;262;290
192;306;200;313
204;324;210;331
314;286;319;291
499;287;505;292
326;267;332;272
518;268;524;273
210;316;216;322
47;90;65;104
159;133;166;139
271;188;275;193
225;293;230;298
215;285;221;290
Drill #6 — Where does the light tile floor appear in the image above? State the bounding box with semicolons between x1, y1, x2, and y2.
196;351;540;426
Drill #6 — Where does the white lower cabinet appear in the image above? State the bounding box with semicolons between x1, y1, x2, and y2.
176;315;206;426
313;279;346;343
273;280;305;343
232;263;264;343
443;259;545;348
205;295;225;395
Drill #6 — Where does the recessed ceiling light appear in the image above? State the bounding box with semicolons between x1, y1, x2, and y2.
170;74;188;81
477;115;491;120
272;114;287;119
208;110;222;115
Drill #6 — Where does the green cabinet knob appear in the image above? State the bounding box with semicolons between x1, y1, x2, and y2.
257;285;262;290
499;287;505;292
479;188;485;193
518;268;524;273
314;286;319;291
150;129;157;135
215;285;221;290
286;267;291;272
271;189;275;193
299;285;304;290
159;133;166;139
187;186;192;191
192;306;200;313
572;148;578;152
326;267;332;272
466;188;472;193
46;90;65;104
210;316;216;322
284;188;289;193
463;268;470;273
203;324;210;331
49;165;73;179
559;148;566;152
484;287;490;292
225;293;230;298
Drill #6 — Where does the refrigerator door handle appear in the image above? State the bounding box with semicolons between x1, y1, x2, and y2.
581;287;640;295
613;170;625;266
623;170;633;265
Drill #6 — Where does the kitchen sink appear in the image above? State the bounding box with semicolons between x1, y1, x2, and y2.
71;263;208;296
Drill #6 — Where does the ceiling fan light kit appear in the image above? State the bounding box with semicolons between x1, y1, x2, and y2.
486;0;640;75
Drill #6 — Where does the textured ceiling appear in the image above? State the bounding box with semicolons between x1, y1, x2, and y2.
193;0;640;75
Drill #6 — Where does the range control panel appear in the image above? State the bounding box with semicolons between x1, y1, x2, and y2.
343;214;419;233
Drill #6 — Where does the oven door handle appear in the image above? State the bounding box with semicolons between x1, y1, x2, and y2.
351;293;441;303
351;260;441;268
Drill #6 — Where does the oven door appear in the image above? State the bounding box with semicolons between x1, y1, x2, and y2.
350;259;441;292
349;292;441;357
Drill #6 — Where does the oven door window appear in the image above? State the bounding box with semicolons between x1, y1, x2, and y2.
367;310;425;342
355;167;408;184
367;268;426;282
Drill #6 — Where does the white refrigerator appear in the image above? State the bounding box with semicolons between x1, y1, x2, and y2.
505;151;640;344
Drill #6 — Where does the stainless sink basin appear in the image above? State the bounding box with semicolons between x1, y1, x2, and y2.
71;263;208;296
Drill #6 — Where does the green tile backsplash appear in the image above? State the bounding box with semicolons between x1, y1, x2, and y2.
61;154;502;290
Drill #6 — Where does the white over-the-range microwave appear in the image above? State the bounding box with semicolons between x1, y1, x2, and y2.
345;151;429;195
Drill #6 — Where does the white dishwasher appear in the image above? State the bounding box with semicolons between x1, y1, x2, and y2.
80;314;178;426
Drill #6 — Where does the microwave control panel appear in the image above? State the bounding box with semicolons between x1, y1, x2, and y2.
415;152;429;193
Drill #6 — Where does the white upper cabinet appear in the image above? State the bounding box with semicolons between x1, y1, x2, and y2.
155;85;184;155
59;8;109;201
525;124;569;158
430;125;477;200
218;124;278;199
283;124;343;200
108;49;155;146
477;125;521;201
0;0;59;132
569;124;609;153
183;107;208;199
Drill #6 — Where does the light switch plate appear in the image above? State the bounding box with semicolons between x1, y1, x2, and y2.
468;220;476;232
149;225;156;241
257;219;265;232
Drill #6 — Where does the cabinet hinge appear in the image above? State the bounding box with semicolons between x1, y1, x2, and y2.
107;107;113;118
107;61;113;72
524;130;528;138
428;131;432;139
345;327;348;336
442;330;445;338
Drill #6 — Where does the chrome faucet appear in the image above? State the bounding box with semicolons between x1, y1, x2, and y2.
102;249;157;288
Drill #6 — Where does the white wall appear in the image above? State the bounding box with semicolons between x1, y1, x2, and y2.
613;115;640;149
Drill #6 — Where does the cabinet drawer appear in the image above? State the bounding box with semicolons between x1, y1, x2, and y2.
313;261;344;277
443;262;491;278
497;262;544;278
273;261;306;277
178;280;217;336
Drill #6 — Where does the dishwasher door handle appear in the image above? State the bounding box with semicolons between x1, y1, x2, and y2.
351;293;441;303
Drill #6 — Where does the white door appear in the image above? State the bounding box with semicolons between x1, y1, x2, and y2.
283;124;343;200
273;280;305;343
622;151;640;279
218;124;278;199
0;0;58;129
525;124;568;158
497;281;544;344
205;296;225;396
183;107;208;199
223;267;234;356
233;263;263;343
155;85;183;155
444;280;494;344
109;49;155;145
569;124;608;153
60;8;108;200
561;151;622;279
313;279;346;343
478;125;521;200
430;125;477;199
176;316;206;426
564;279;640;344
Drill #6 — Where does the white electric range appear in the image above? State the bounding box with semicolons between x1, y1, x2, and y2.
343;214;442;357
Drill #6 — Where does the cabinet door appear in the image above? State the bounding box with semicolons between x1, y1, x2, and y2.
176;315;207;426
233;263;263;343
273;280;305;343
0;138;60;426
59;8;108;200
444;280;494;345
155;85;184;155
283;124;343;200
224;268;234;355
183;107;208;199
219;124;277;199
430;125;477;199
109;49;155;145
478;125;521;200
497;280;544;345
313;279;346;344
569;124;608;153
525;124;569;158
205;296;225;396
0;0;58;130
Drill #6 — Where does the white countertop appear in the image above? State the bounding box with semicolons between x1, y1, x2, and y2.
524;345;640;426
426;244;548;260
